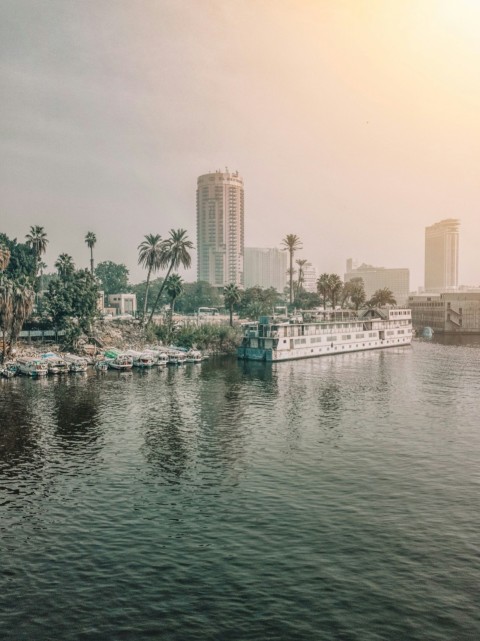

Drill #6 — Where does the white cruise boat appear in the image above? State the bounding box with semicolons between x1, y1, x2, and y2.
17;357;49;376
63;353;89;373
237;308;413;362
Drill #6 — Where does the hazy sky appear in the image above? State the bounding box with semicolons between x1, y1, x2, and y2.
2;0;479;288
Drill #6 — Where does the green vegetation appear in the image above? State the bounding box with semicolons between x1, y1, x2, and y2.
155;322;242;353
147;228;194;324
85;232;97;275
223;283;241;326
368;287;397;307
95;261;129;296
45;267;99;347
281;234;302;304
137;233;163;319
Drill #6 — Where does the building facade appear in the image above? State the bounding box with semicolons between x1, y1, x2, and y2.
424;219;459;292
197;170;244;288
108;293;137;316
302;263;317;293
244;247;287;292
408;292;480;333
344;261;410;305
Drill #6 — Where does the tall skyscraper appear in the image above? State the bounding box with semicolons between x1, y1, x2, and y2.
197;170;244;288
244;247;287;292
424;219;459;292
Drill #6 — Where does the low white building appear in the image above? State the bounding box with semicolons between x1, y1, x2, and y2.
108;293;137;316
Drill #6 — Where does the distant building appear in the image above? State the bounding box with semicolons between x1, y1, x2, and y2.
408;292;480;333
424;219;459;292
197;170;244;288
344;261;410;305
108;293;137;316
302;263;317;293
244;247;287;292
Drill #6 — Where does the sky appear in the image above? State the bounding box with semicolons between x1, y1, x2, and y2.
1;0;479;289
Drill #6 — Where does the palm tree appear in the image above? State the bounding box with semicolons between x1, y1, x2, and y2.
316;273;330;310
137;234;163;319
328;274;344;310
369;288;397;307
85;232;97;275
25;225;48;277
0;275;13;361
281;234;302;304
148;229;193;324
0;246;10;272
166;273;184;316
295;259;308;299
223;283;241;326
9;277;34;355
342;277;366;311
55;253;75;280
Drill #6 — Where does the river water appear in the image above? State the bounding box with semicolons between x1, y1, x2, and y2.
1;340;479;641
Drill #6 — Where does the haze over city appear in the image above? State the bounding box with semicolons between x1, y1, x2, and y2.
2;0;480;288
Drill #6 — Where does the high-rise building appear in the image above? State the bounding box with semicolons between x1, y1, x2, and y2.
302;262;317;293
244;247;287;292
345;261;410;304
424;219;459;292
197;170;244;288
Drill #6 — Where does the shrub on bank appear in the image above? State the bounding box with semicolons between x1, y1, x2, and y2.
154;323;242;354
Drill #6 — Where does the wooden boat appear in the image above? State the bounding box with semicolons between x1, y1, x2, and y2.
63;353;89;372
126;350;155;368
1;361;18;378
41;352;69;374
104;349;133;371
17;357;48;376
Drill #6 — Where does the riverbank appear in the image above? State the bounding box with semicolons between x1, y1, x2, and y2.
8;319;243;360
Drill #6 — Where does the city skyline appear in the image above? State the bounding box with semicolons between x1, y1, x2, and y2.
2;1;480;288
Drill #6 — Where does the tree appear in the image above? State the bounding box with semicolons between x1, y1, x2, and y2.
137;233;163;319
55;254;75;280
25;225;48;277
342;278;366;311
0;233;36;280
45;269;99;344
237;286;282;319
0;274;34;360
223;283;241;326
295;259;308;299
0;246;11;272
85;232;97;275
174;281;223;315
148;229;193;324
316;273;330;310
165;273;184;315
95;261;129;297
281;234;302;304
369;287;397;307
328;274;344;309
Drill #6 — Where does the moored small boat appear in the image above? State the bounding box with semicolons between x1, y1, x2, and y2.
126;350;155;368
17;357;48;377
41;352;69;374
104;349;133;370
63;353;89;373
185;349;203;363
1;361;18;378
95;359;109;372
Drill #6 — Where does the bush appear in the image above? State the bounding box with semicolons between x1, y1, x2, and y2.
153;322;242;353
